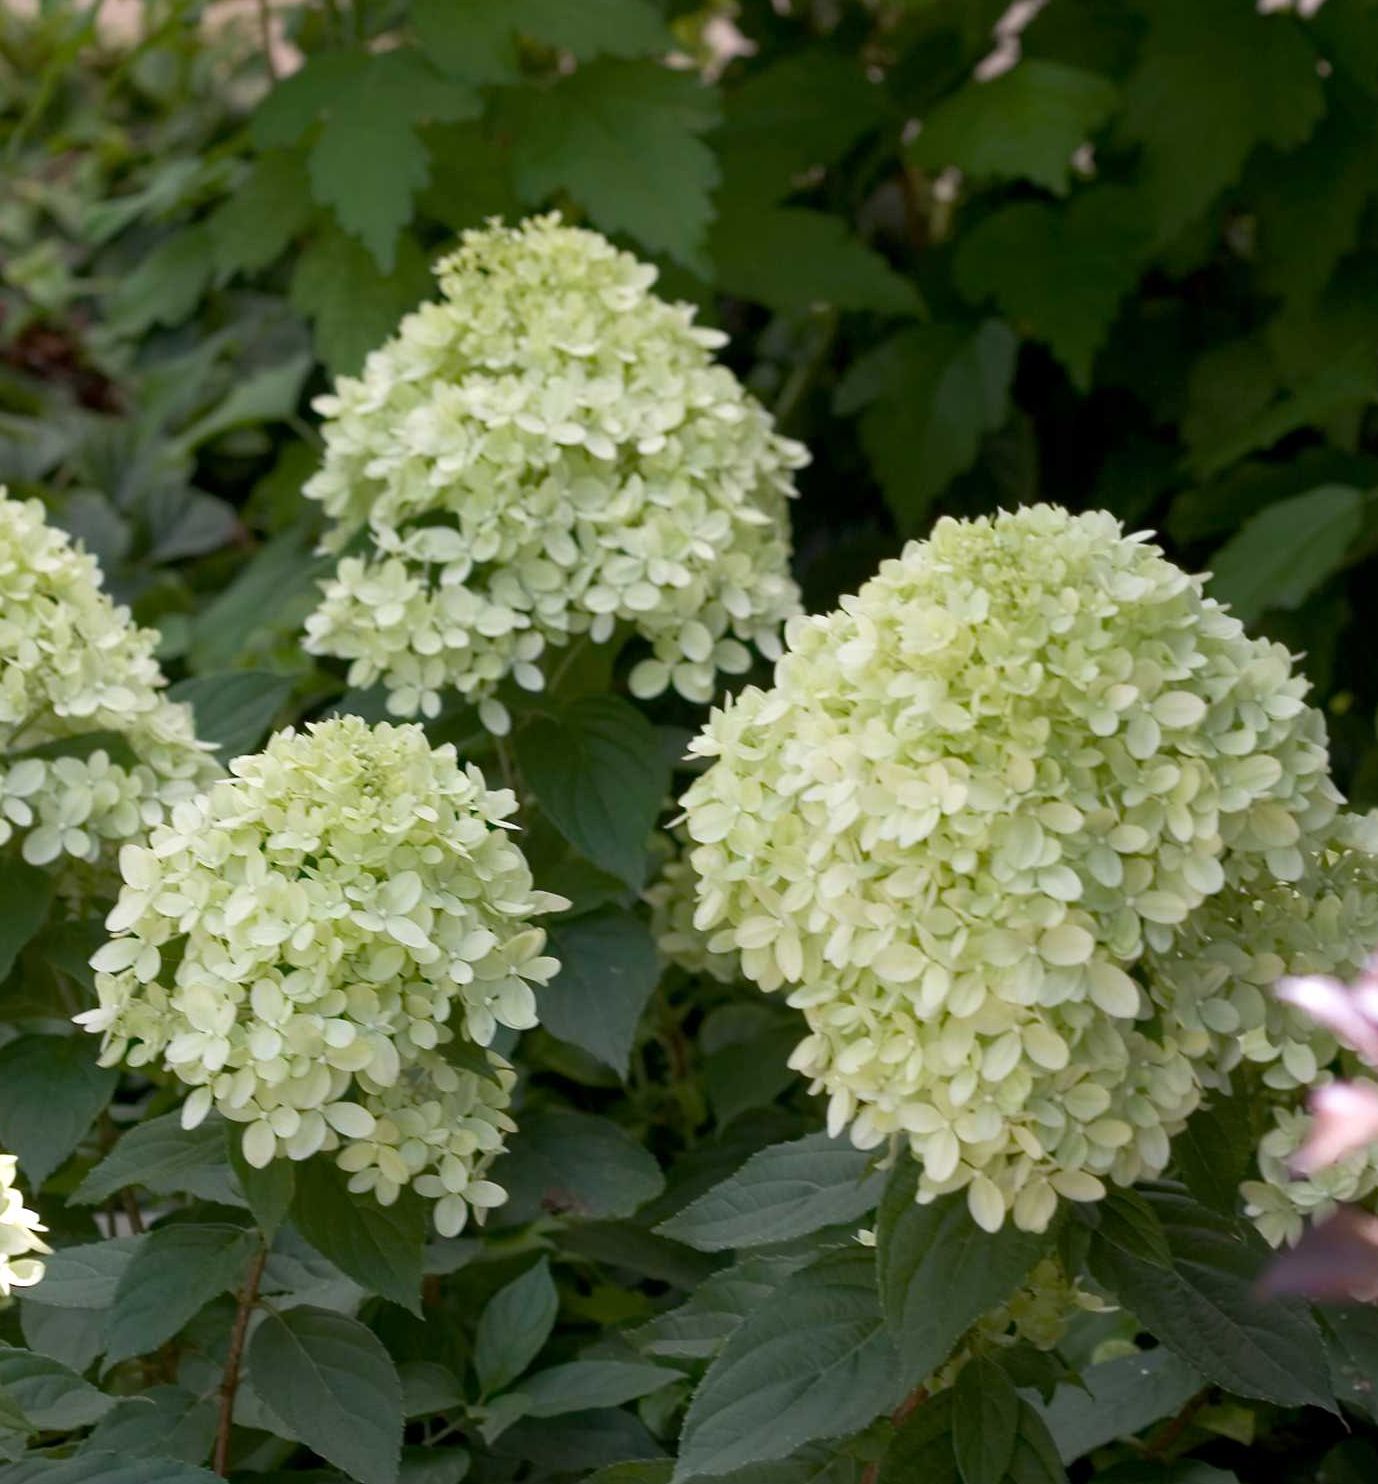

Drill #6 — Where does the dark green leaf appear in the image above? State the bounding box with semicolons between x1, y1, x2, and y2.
34;1237;144;1309
0;1035;117;1186
953;1357;1019;1484
169;670;295;762
879;1392;959;1484
83;1385;217;1464
73;1113;232;1206
290;1160;425;1315
1033;1349;1204;1464
475;1258;559;1395
875;1168;1051;1383
835;322;1016;532
208;151;314;278
0;1456;220;1483
497;1109;665;1224
953;188;1153;388
517;697;669;889
910;60;1118;194
107;1224;256;1365
657;1133;884;1253
248;1306;403;1484
1087;1187;1332;1408
674;1248;903;1480
0;1347;113;1430
710;206;919;316
228;1130;295;1237
507;60;719;271
543;909;661;1078
0;860;55;982
1207;485;1363;622
515;1360;676;1418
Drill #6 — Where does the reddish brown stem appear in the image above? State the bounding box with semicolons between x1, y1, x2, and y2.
860;1385;930;1482
213;1240;269;1476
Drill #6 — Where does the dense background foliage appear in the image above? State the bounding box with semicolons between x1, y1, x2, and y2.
6;1;1378;1481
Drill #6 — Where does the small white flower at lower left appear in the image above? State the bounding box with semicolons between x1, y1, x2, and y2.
0;1153;49;1298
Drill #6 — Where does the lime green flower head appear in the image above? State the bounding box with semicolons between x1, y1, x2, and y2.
682;505;1338;1232
303;215;806;733
0;490;216;870
0;1153;48;1298
79;716;566;1236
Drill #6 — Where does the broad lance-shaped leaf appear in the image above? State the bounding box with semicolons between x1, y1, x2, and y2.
0;1346;113;1430
953;1358;1020;1484
31;1237;144;1310
0;1035;117;1188
73;1112;232;1206
656;1132;884;1253
474;1258;559;1396
673;1248;905;1480
248;1306;403;1484
875;1166;1052;1383
543;909;660;1078
1033;1349;1204;1464
290;1160;425;1316
514;1360;677;1418
1086;1186;1333;1409
168;669;295;762
0;1456;221;1483
498;1108;665;1225
106;1224;258;1365
0;861;54;982
516;696;670;889
879;1388;1067;1484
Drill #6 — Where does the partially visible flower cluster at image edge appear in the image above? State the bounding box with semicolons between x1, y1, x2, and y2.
302;214;806;733
0;1153;48;1299
0;490;217;874
680;503;1374;1234
78;715;567;1236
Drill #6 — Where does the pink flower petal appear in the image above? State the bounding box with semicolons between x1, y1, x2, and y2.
1276;973;1378;1064
1294;1082;1378;1174
1261;1206;1378;1302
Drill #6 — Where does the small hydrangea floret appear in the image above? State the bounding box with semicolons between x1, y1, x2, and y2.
682;505;1339;1233
78;716;565;1236
0;490;216;870
302;215;806;731
0;1153;48;1298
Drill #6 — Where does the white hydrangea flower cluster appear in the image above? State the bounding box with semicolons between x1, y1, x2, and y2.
682;505;1340;1233
77;716;566;1237
302;215;806;732
644;833;741;985
0;491;216;870
1242;1095;1378;1248
0;1152;48;1298
1146;811;1378;1097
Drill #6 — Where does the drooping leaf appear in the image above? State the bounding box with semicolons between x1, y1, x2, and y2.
248;1307;403;1484
835;321;1016;532
543;909;661;1077
674;1248;903;1481
507;60;719;271
290;1160;426;1316
656;1133;884;1253
73;1112;232;1206
496;1109;665;1224
106;1224;257;1365
1207;485;1364;622
0;1347;114;1430
1033;1349;1205;1464
474;1259;559;1396
952;1357;1020;1484
1086;1187;1333;1409
516;697;670;889
0;1035;117;1187
227;1129;295;1237
515;1360;676;1418
909;60;1118;194
0;860;54;982
874;1168;1051;1383
169;670;296;763
711;205;920;317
